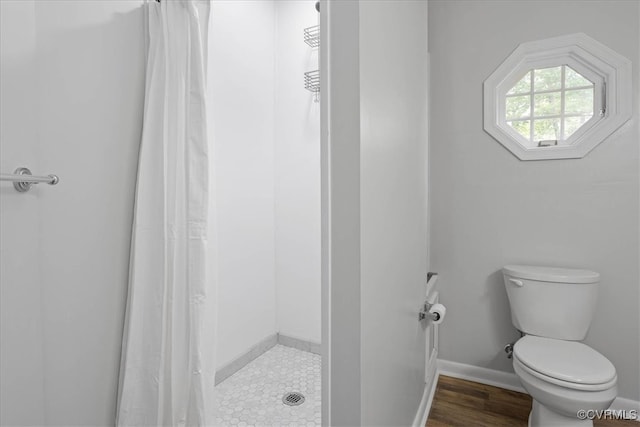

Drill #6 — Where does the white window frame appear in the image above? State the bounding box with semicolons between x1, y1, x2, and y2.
484;33;632;161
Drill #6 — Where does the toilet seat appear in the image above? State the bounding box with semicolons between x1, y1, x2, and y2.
514;335;617;391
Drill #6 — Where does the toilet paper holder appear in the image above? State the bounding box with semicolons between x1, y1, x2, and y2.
418;302;441;322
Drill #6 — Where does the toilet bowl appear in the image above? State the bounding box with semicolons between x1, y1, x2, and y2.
513;335;617;426
502;265;618;427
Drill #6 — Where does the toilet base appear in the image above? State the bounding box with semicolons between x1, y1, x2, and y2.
529;401;593;427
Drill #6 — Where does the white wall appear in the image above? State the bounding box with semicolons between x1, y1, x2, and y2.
209;0;278;368
0;0;146;425
321;1;362;424
0;2;45;425
359;1;429;424
210;0;322;368
322;1;430;424
429;0;640;401
274;0;321;345
36;2;145;423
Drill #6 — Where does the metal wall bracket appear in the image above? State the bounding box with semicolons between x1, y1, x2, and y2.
418;302;441;322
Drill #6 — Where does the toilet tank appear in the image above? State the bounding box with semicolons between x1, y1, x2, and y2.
502;265;600;341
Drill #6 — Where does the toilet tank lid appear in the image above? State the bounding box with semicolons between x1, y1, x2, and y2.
503;265;599;284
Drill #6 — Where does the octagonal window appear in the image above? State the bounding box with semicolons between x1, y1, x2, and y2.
505;65;595;147
484;33;632;160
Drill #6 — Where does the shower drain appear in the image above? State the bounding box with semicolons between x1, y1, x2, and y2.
282;391;306;406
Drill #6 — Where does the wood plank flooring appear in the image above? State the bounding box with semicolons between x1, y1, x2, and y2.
426;375;638;427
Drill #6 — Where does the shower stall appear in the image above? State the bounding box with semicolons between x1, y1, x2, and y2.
208;1;322;424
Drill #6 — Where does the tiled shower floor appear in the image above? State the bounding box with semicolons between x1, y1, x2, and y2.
215;345;321;426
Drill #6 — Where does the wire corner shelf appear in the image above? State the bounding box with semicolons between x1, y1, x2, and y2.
304;70;320;93
303;25;320;48
304;69;320;103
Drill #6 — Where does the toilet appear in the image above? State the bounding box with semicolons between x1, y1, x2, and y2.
502;265;618;427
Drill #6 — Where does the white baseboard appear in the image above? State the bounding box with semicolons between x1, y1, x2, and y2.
277;333;321;355
413;371;439;427
216;334;321;386
413;351;440;427
609;396;640;421
437;358;640;422
437;359;525;393
215;334;278;385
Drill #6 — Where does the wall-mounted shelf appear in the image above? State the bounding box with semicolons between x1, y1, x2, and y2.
303;24;320;102
304;70;319;93
304;70;320;103
303;25;320;48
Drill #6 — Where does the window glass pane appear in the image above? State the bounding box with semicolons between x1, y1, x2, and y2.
533;118;560;141
500;65;599;145
507;71;531;95
565;89;594;115
534;66;562;91
507;120;530;140
565;66;593;88
506;95;531;119
564;116;591;139
534;92;561;116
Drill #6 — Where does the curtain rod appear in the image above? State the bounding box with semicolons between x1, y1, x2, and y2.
0;167;59;192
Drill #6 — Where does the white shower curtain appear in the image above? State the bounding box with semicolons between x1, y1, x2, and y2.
117;1;215;425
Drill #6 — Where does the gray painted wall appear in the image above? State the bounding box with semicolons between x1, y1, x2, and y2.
429;0;639;400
